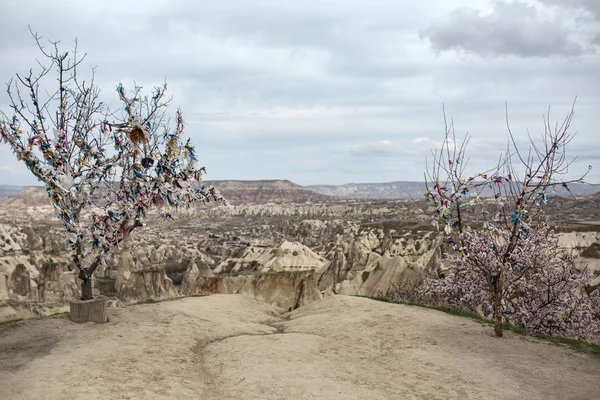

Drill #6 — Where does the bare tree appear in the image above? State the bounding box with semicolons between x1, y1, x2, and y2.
0;30;227;302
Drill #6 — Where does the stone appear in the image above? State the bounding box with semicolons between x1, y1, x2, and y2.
9;263;31;297
69;296;108;323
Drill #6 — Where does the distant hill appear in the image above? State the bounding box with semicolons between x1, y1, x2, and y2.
308;181;600;199
0;186;48;206
308;182;424;199
0;185;24;199
0;180;335;207
2;179;597;207
203;180;334;204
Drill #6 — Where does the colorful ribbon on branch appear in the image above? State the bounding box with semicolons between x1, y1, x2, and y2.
1;81;228;275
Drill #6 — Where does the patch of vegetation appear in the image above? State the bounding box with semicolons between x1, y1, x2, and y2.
361;295;489;323
359;295;600;357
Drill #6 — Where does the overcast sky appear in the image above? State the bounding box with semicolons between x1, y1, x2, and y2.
1;0;598;186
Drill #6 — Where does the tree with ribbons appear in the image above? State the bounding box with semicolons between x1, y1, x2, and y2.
423;103;596;339
0;31;227;302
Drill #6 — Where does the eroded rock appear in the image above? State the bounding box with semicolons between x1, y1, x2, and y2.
195;270;321;310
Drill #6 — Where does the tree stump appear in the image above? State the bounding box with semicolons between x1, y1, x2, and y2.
69;296;108;323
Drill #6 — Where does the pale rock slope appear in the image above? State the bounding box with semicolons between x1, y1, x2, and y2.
215;240;326;274
578;240;600;289
0;295;598;400
317;229;442;296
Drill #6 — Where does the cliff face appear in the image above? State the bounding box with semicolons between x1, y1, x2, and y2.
315;223;600;298
193;270;321;311
316;227;443;297
203;179;334;204
0;223;326;321
214;241;326;275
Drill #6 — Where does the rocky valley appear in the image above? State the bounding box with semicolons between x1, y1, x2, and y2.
1;180;599;323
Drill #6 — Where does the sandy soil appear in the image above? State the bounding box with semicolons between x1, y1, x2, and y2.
1;294;598;400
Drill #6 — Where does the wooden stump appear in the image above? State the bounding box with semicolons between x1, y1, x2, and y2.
69;296;108;323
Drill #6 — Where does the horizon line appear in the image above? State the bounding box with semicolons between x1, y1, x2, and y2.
1;179;599;187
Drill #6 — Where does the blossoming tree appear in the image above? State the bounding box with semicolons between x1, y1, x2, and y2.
425;224;600;341
0;32;226;310
423;103;595;338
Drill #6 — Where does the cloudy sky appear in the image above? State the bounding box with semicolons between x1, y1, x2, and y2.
0;0;598;186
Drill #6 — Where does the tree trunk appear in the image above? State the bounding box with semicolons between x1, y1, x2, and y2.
69;296;108;323
81;278;93;301
492;278;503;337
77;255;104;301
493;301;503;337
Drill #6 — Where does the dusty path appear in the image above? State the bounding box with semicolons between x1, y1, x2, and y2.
1;295;598;400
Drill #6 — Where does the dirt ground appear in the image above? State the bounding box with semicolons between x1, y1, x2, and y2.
1;294;598;400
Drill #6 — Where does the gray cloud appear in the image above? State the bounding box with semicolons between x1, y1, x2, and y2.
421;0;598;57
537;0;600;46
537;0;600;19
0;0;598;186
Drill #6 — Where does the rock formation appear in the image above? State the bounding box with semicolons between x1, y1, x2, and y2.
1;184;599;322
194;270;321;310
316;226;443;296
577;240;600;289
214;240;326;275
